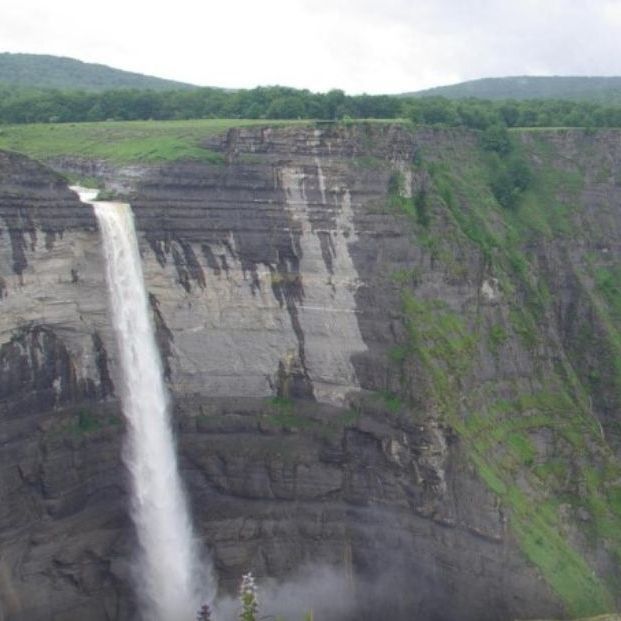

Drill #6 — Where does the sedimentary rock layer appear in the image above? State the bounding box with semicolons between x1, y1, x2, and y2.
3;125;621;620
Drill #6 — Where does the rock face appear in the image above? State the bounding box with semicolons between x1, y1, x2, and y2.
2;125;621;620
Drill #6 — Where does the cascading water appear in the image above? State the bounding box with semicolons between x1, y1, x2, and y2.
73;187;212;620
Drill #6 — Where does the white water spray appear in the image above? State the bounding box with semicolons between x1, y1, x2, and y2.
73;187;212;620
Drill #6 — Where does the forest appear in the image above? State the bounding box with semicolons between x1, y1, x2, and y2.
2;83;621;128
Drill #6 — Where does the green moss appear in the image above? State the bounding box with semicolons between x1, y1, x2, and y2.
508;134;584;239
533;459;569;485
594;266;621;321
488;324;509;353
401;293;476;407
580;262;621;435
262;396;312;429
377;390;405;413
509;308;539;348
390;267;421;286
388;344;409;364
511;494;613;616
607;486;621;518
259;398;361;439
458;392;616;614
386;170;414;216
506;432;536;466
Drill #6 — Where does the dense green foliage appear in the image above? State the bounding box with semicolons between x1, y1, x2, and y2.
480;125;533;209
0;52;195;92
408;97;621;129
0;85;401;124
408;75;621;103
487;153;533;209
2;83;621;129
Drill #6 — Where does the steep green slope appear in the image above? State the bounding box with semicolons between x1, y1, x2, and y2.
407;76;621;103
383;126;621;616
0;53;196;91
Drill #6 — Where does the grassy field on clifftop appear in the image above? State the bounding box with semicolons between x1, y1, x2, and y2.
0;118;310;163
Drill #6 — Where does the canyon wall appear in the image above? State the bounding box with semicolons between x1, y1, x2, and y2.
2;124;621;620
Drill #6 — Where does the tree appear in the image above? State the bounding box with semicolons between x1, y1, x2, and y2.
239;573;258;621
481;124;512;155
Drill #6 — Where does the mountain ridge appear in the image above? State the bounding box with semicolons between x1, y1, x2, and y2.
405;75;621;102
0;52;198;92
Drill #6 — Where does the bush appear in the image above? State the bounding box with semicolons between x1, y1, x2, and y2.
481;124;512;155
488;153;533;209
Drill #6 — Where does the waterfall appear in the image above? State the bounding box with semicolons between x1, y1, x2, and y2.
73;187;211;620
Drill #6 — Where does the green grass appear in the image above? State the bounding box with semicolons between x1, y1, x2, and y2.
386;134;621;614
579;261;621;434
0;117;409;164
261;396;317;431
0;118;310;163
488;324;509;353
451;384;615;614
404;278;618;615
594;266;621;322
259;397;361;438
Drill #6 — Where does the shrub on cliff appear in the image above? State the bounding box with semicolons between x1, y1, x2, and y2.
481;123;512;155
488;152;533;209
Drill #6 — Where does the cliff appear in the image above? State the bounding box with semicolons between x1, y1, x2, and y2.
2;124;621;620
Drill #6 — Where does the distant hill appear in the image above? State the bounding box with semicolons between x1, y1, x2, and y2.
0;53;198;92
407;76;621;103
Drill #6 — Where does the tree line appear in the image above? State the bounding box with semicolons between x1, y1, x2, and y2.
2;84;621;128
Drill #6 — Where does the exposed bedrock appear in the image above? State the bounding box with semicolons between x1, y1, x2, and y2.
3;125;621;619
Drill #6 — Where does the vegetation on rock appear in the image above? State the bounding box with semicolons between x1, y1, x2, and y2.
384;130;621;616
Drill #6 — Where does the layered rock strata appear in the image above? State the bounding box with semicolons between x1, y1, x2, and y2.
2;125;621;620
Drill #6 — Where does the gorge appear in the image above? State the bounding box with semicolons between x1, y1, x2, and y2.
2;123;621;620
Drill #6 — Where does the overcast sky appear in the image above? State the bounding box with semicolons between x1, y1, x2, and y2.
3;0;621;94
